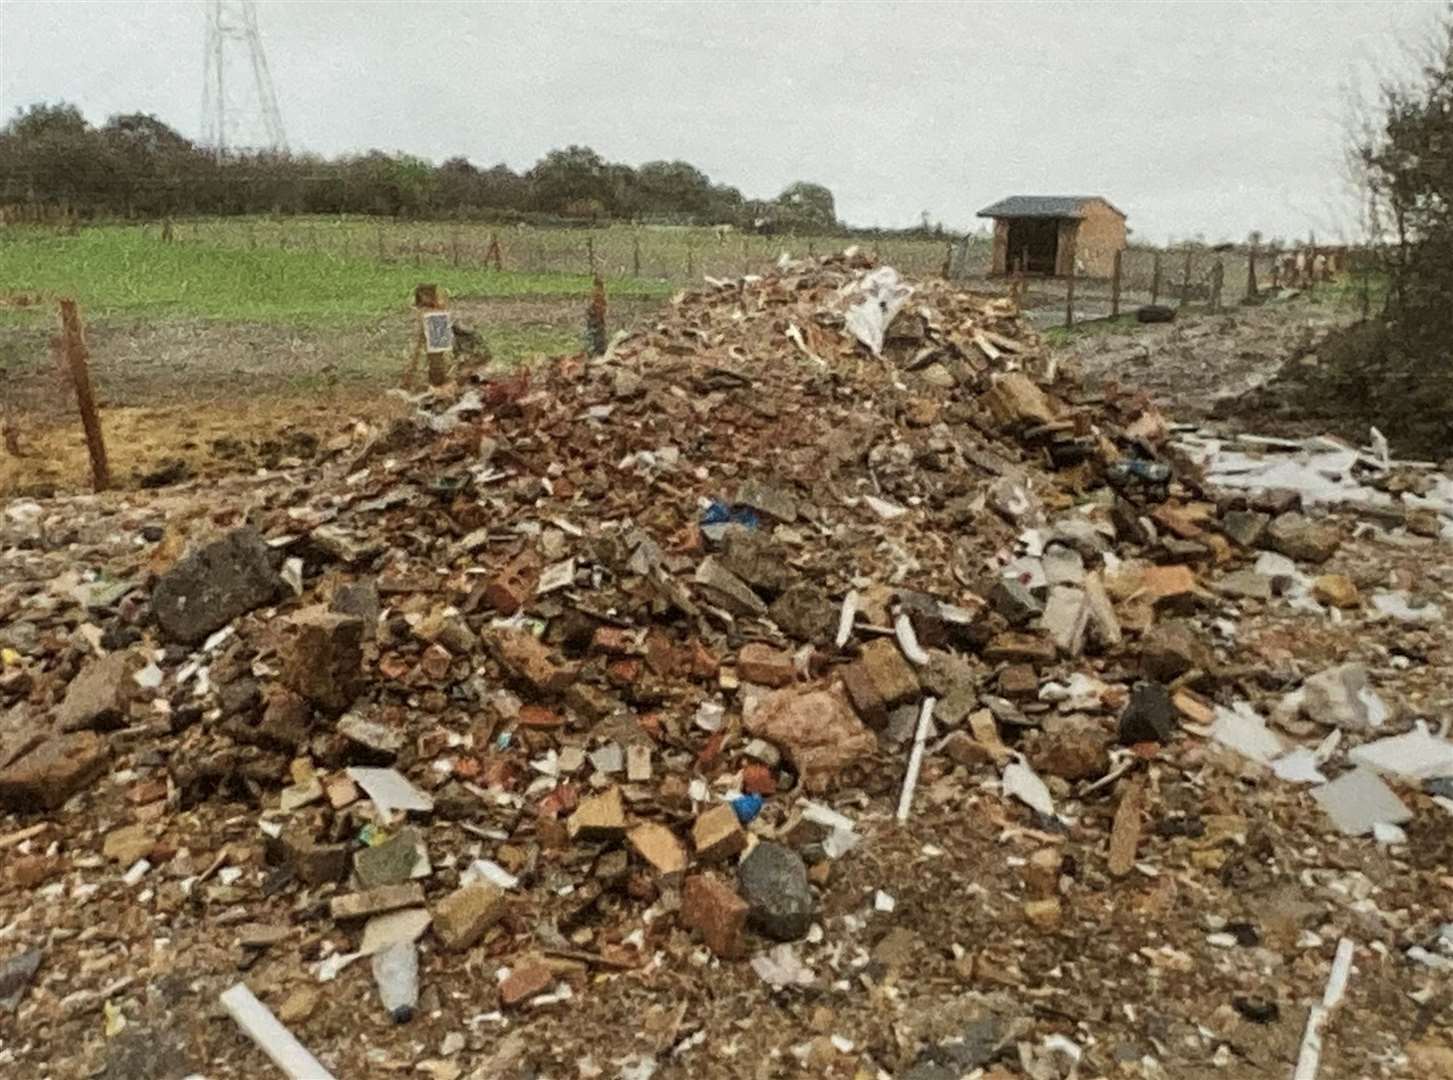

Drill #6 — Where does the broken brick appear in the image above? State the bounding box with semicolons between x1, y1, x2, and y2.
737;642;796;688
839;638;919;725
692;803;747;862
491;629;578;696
681;872;749;958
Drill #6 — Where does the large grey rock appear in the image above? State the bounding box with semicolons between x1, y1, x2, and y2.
738;841;814;941
151;527;281;645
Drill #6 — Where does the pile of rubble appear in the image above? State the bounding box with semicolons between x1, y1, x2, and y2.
4;253;1453;1078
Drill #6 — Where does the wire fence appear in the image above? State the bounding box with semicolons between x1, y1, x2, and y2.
947;239;1376;329
145;215;968;286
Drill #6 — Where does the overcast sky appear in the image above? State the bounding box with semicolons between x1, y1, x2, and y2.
1;0;1443;242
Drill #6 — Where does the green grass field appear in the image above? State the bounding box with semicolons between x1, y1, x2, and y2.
164;215;963;285
0;225;669;325
0;222;674;412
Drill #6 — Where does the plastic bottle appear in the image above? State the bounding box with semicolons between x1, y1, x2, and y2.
372;941;418;1024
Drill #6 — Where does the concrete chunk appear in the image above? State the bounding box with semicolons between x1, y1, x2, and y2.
151;526;281;645
432;884;505;951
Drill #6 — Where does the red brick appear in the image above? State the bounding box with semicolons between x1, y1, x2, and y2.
0;732;110;812
689;640;720;680
483;553;541;616
737;643;796;688
419;643;452;681
740;762;777;796
491;629;578;695
744;687;875;794
606;658;642;687
591;627;636;655
681;873;749;958
517;704;564;729
499;961;552;1007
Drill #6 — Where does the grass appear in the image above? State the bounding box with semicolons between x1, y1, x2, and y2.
0;225;669;326
168;215;968;285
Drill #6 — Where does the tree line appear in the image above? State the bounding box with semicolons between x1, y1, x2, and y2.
1353;13;1452;363
0;102;860;232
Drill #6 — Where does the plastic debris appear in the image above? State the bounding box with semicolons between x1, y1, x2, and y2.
731;794;764;824
842;265;913;356
1209;702;1285;763
220;982;338;1080
372;940;419;1023
1348;721;1453;780
750;943;815;988
1292;937;1355;1080
1311;768;1412;836
346;767;435;817
1002;756;1055;819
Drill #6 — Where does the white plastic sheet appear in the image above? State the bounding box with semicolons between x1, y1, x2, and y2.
842;267;913;356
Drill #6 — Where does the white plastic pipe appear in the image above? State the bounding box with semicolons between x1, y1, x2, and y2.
1293;938;1355;1080
896;696;937;823
220;983;336;1080
835;590;859;648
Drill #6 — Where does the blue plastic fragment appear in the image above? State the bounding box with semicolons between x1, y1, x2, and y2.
700;501;759;529
731;793;764;824
495;732;513;750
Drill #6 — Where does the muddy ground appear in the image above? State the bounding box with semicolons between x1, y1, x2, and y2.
1058;298;1351;426
0;295;659;497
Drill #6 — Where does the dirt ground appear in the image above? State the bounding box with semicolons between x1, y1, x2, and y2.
0;295;659;497
1057;298;1350;424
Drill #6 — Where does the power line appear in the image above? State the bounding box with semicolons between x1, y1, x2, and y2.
200;0;287;158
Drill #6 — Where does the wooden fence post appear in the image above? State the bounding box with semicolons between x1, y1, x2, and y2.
1360;250;1371;320
632;233;641;279
450;226;461;268
587;234;596;275
1110;249;1122;317
1210;259;1224;313
485;232;502;271
686;246;694;279
1151;251;1162;305
1246;240;1259;300
585;275;607;357
58;299;110;492
1180;249;1192;307
1064;260;1076;328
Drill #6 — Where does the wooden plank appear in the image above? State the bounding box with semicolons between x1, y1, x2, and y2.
1107;776;1145;877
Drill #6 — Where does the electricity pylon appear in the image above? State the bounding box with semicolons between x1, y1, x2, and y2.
201;0;287;156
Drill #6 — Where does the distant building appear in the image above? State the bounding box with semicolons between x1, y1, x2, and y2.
977;195;1127;278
